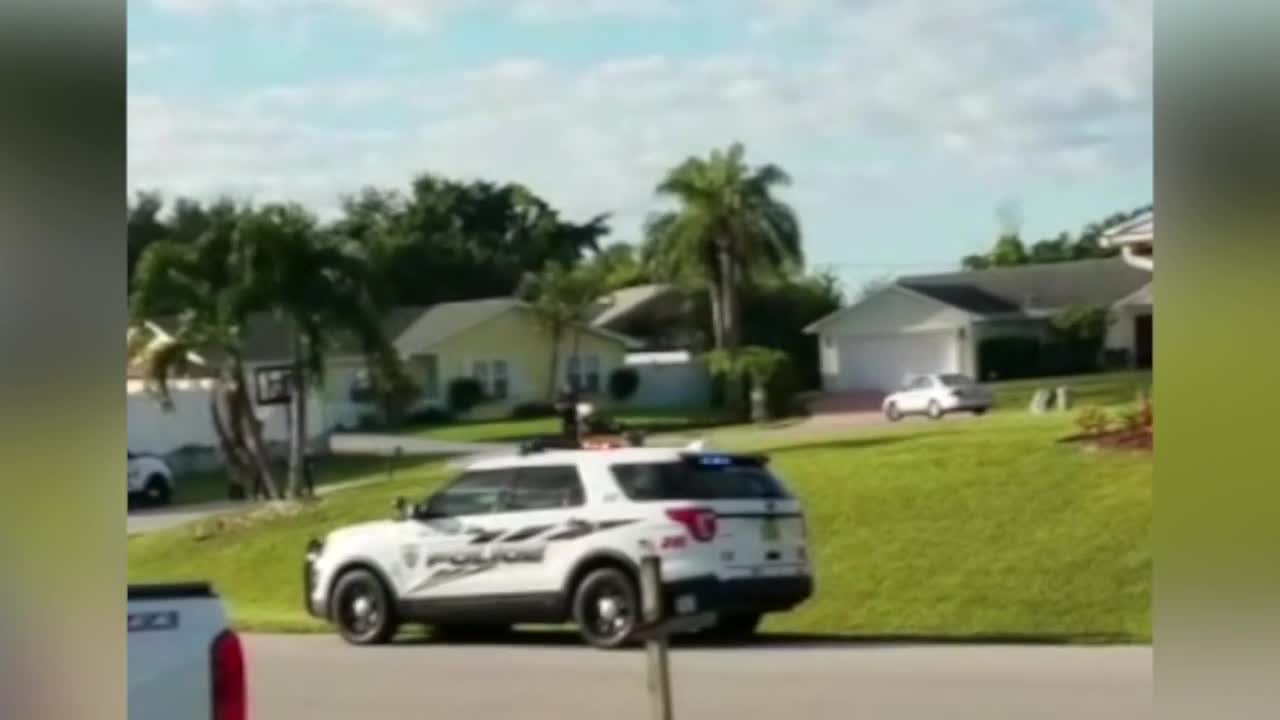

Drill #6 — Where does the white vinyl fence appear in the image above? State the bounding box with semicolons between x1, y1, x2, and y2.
127;378;328;457
622;351;713;409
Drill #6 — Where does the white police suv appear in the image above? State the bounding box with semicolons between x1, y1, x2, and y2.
304;445;813;648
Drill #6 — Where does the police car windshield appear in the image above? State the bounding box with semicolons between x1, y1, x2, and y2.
610;460;789;501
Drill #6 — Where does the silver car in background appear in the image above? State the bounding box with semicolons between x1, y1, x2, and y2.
882;373;993;421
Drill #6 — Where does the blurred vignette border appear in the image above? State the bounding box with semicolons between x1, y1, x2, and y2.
1158;0;1280;718
0;1;126;720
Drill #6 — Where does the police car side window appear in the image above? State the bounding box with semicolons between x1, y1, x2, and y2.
426;470;511;517
506;466;585;512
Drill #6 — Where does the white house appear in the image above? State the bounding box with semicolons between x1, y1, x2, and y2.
805;257;1153;392
1102;208;1154;271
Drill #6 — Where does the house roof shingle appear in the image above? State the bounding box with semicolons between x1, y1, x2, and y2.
590;283;679;329
899;257;1150;315
391;298;521;353
145;296;637;368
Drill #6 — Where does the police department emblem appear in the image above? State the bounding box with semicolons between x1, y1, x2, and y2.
402;545;420;569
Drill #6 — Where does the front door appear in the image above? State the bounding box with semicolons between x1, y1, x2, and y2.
1134;314;1153;368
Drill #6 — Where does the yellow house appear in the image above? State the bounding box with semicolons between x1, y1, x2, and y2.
303;299;632;423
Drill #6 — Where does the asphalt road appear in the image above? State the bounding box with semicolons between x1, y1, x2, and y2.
245;634;1151;720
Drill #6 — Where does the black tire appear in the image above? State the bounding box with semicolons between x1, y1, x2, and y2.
330;569;399;645
972;407;989;416
703;613;762;643
143;475;172;506
571;567;639;649
885;403;902;422
927;400;943;420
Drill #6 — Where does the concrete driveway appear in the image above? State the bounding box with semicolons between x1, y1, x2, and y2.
246;634;1151;720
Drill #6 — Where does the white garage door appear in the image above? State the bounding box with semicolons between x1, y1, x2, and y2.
835;330;960;392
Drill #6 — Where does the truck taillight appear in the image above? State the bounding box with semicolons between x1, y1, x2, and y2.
666;507;718;542
212;629;246;720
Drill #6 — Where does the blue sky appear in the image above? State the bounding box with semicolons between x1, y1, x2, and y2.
128;0;1152;294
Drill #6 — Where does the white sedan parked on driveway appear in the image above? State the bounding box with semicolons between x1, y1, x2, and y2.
882;373;993;421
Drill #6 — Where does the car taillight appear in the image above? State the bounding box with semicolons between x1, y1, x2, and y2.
666;507;718;542
212;629;246;720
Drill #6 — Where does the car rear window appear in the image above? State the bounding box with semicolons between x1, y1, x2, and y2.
610;458;790;501
938;374;974;387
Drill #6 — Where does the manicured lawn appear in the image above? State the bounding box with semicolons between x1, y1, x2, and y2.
987;370;1152;412
169;454;422;506
409;407;733;443
130;410;1151;641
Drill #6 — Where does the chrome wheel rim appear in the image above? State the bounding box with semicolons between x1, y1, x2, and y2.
584;581;633;641
340;586;381;636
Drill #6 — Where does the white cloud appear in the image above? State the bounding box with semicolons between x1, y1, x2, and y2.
510;0;681;23
149;0;680;29
128;44;180;66
129;0;1151;230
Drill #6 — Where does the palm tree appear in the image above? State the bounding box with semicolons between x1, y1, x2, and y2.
235;204;408;498
129;200;283;500
648;142;803;350
518;261;609;400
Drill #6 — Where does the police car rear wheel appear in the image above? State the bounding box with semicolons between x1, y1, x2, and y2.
572;568;638;649
332;569;398;645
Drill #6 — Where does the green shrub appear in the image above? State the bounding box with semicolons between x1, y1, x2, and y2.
405;407;453;426
607;367;640;402
1075;406;1110;436
1049;305;1111;374
510;401;556;419
447;378;486;413
978;337;1041;381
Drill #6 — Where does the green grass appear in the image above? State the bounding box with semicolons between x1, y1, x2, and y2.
410;407;733;443
130;409;1151;641
987;370;1152;412
170;455;423;506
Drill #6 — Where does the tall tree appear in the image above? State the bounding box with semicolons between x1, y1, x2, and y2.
235;203;408;498
129;199;283;500
990;234;1030;266
335;176;611;309
588;242;652;292
961;203;1152;269
518;261;608;400
127;191;168;291
647;142;803;351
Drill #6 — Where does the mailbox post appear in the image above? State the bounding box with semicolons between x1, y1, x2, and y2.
636;544;715;720
640;554;673;720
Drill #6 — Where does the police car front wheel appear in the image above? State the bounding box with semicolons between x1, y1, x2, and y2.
331;569;399;645
572;567;639;649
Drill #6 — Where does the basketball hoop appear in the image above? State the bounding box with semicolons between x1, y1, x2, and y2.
253;364;295;406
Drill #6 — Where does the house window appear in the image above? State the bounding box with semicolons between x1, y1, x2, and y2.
584;356;601;393
492;360;509;400
472;359;509;400
420;354;439;399
567;354;601;394
349;368;375;403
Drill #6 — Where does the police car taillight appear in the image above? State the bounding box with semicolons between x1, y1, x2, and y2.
666;507;718;542
212;629;246;720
